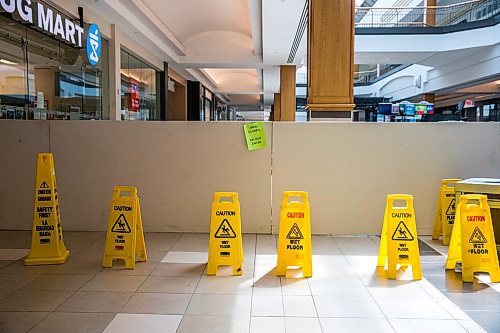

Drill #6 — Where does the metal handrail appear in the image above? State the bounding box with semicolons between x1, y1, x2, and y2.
356;0;483;11
355;0;500;28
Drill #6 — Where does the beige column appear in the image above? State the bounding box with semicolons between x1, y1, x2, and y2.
273;93;281;121
422;93;435;103
167;68;187;121
307;0;355;120
425;0;437;27
279;64;296;121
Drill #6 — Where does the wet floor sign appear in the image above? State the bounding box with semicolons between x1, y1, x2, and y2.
277;191;312;278
207;192;243;276
103;186;147;269
445;200;462;270
432;179;461;245
457;195;500;282
377;194;421;280
25;153;70;265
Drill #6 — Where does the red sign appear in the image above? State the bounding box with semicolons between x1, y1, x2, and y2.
130;80;140;112
464;99;475;108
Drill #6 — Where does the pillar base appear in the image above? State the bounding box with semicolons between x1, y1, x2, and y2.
307;103;354;121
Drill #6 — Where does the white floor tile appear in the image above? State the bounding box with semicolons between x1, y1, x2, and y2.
178;315;250;333
282;295;317;317
314;295;385;318
285;317;322;333
251;295;284;316
195;275;253;295
0;249;29;260
186;294;252;317
103;314;182;333
280;277;311;295
375;295;453;319
161;251;207;264
321;317;395;333
250;317;285;333
253;275;282;296
389;318;468;333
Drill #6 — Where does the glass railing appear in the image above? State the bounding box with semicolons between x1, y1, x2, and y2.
354;64;403;85
355;0;500;28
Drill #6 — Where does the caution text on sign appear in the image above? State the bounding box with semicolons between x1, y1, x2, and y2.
103;186;147;270
277;192;312;278
207;193;243;276
432;179;461;245
458;195;500;282
25;153;70;265
377;194;422;280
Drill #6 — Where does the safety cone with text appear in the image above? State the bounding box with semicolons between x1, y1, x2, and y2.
377;194;422;280
25;153;70;265
103;186;147;269
207;192;244;276
277;191;312;278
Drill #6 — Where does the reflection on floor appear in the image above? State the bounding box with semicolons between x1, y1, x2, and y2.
0;231;496;333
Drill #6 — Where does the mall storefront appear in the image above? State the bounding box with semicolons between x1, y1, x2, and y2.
0;0;164;121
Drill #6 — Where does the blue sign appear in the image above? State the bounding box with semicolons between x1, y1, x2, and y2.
86;24;101;65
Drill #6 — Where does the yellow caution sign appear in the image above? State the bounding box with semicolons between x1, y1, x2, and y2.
445;200;462;270
432;179;461;245
377;194;422;280
458;195;500;282
207;192;243;276
277;191;312;278
103;186;147;269
25;153;70;265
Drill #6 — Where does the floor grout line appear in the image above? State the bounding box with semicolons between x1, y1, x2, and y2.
330;235;398;333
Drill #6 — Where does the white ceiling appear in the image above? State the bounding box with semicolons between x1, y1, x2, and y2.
84;0;500;109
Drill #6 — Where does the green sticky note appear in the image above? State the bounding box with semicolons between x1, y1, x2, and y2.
243;122;267;151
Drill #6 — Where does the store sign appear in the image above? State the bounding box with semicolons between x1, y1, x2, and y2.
130;80;140;112
1;0;85;48
464;99;475;108
86;24;101;65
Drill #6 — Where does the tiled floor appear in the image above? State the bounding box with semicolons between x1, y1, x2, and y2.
0;231;495;332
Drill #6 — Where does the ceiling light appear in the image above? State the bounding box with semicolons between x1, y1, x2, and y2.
0;59;17;65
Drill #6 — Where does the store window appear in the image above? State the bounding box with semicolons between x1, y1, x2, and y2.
0;13;109;120
120;49;160;121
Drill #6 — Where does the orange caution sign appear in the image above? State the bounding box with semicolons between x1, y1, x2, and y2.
432;179;461;245
207;192;243;276
377;194;422;280
458;195;500;282
277;191;312;278
25;153;70;265
102;186;147;269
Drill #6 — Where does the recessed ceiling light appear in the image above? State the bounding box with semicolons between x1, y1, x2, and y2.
0;59;17;65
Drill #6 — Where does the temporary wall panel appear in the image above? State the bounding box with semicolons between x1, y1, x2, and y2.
272;122;500;235
1;121;500;235
0;121;272;233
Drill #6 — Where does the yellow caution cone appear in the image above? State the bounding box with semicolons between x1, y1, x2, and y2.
103;186;147;269
276;191;312;278
458;195;500;283
377;194;421;280
25;153;70;265
207;192;243;276
432;179;461;245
